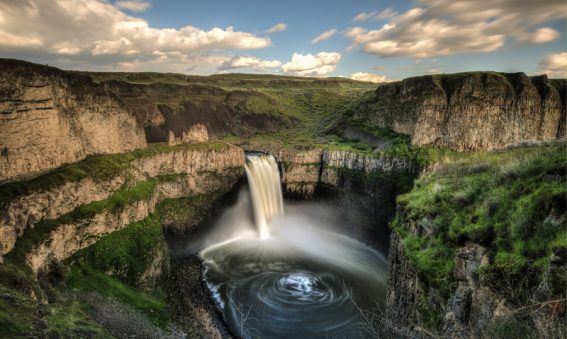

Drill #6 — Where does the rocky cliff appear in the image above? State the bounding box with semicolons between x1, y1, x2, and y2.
350;72;566;151
275;148;418;197
0;142;244;269
0;59;147;183
386;142;566;338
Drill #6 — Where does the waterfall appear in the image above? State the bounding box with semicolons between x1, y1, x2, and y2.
245;154;284;239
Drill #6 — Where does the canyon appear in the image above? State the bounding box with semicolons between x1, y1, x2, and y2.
0;59;565;338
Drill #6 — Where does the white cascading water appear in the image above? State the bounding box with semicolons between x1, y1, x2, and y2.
201;154;389;338
244;154;284;239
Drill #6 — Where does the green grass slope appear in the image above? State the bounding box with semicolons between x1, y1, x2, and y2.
392;141;566;328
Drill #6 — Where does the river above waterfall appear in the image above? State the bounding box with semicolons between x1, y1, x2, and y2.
199;154;388;338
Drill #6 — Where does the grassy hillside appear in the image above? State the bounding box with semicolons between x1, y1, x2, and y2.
392;141;566;330
73;70;376;148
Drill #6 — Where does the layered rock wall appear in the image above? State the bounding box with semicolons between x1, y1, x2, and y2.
0;59;146;183
0;144;244;266
353;72;566;151
276;148;418;197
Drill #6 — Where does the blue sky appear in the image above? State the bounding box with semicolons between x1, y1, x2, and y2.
0;0;566;81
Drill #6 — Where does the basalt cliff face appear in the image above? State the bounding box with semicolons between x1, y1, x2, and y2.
0;144;244;269
352;72;566;151
0;59;147;183
276;148;418;197
275;148;419;253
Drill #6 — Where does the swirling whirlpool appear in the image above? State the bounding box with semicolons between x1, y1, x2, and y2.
201;232;388;338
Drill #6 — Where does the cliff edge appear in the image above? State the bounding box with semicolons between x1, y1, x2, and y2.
0;59;147;183
349;72;566;151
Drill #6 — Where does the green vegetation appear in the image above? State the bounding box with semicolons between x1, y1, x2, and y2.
6;174;185;262
0;190;226;336
77;71;373;88
67;266;169;328
393;141;566;308
65;192;224;328
0;141;229;206
0;260;111;337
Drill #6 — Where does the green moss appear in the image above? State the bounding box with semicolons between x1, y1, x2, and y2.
67;213;164;287
0;284;41;336
0;259;111;338
395;141;566;305
6;176;167;262
551;230;567;252
0;141;230;206
66;266;169;328
61;192;227;329
43;298;112;338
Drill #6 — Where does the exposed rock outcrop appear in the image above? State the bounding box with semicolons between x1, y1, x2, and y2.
387;210;566;338
276;149;323;197
0;144;244;266
0;59;147;183
168;123;209;146
352;72;566;151
26;170;241;274
275;148;419;197
99;80;291;143
320;149;418;185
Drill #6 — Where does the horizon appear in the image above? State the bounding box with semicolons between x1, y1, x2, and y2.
1;0;566;82
5;57;565;82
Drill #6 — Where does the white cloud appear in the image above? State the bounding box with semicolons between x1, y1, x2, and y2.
518;27;560;44
346;0;567;58
281;52;341;76
92;37;138;55
219;55;282;71
115;1;151;12
266;23;287;33
352;8;397;22
376;8;397;19
311;29;336;44
539;52;567;78
114;54;232;74
0;0;271;73
353;11;377;22
350;72;391;83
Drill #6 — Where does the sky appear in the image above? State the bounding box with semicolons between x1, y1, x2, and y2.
0;0;566;82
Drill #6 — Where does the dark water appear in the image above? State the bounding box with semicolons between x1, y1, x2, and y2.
201;227;388;339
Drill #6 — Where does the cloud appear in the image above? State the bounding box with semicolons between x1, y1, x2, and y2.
114;54;232;74
352;8;397;22
353;11;378;22
311;29;337;44
266;23;287;33
372;65;384;70
346;0;567;58
115;1;151;12
518;27;560;44
219;55;282;71
539;52;567;78
350;72;391;83
281;52;341;76
0;0;271;73
376;8;397;19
